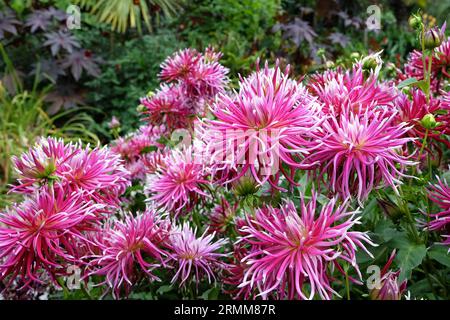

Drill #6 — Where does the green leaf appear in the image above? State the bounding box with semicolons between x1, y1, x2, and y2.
374;219;403;242
415;80;429;92
199;287;220;300
397;77;418;89
428;245;450;268
395;243;427;282
156;285;173;295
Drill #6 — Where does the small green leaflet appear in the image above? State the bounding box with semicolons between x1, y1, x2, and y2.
397;77;418;89
395;243;427;282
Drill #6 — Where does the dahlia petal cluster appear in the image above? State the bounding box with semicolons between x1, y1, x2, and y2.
11;137;78;193
308;65;396;116
1;137;131;287
13;137;131;204
62;146;131;206
111;124;166;181
146;147;208;216
0;189;100;286
86;210;168;298
223;244;252;299
303;109;416;203
426;177;450;248
236;193;375;300
140;85;193;131
199;61;321;188
168;222;228;286
140;48;229;132
403;36;450;91
160;48;229;103
209;197;238;234
395;89;450;149
370;250;407;300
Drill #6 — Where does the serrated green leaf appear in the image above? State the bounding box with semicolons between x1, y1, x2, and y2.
395;243;427;282
156;285;173;295
428;245;450;268
397;77;418;89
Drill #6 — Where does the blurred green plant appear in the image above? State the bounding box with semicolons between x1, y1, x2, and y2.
82;29;186;135
173;0;281;76
0;44;98;208
75;0;182;33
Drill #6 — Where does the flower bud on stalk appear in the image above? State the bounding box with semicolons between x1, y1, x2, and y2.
370;251;407;300
408;14;423;31
232;174;259;197
108;116;121;130
421;23;446;50
420;113;439;129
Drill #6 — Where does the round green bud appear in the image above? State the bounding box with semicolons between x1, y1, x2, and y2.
408;14;422;30
421;27;445;50
420;113;438;129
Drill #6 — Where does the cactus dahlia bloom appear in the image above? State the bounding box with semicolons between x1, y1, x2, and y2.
303;109;416;203
308;65;396;116
223;244;253;299
395;90;450;149
146;147;208;216
159;48;229;102
160;48;201;83
200;61;321;188
403;36;450;91
63;146;131;206
168;223;228;287
140;84;193;131
0;189;99;287
370;251;407;300
426;177;450;248
12;137;79;193
237;193;375;300
85;210;168;298
209;197;238;234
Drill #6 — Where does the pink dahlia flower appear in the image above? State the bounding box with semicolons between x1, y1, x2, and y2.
403;36;450;91
146;147;208;216
85;210;168;298
168;222;228;287
12;137;79;193
209;197;238;234
0;189;98;287
12;137;130;206
160;48;201;83
308;65;396;116
160;48;228;103
199;61;321;188
183;55;229;102
223;244;252;299
426;177;450;248
370;250;407;300
395;90;450;149
62;146;131;206
110;125;166;181
141;150;167;174
237;193;375;300
140;84;193;131
303;109;416;203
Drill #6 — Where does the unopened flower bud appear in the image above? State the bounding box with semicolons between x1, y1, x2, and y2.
361;53;382;72
325;60;334;68
233;174;259;197
421;24;446;49
350;52;360;60
136;104;146;113
408;14;422;30
108;116;121;129
420;113;438;129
